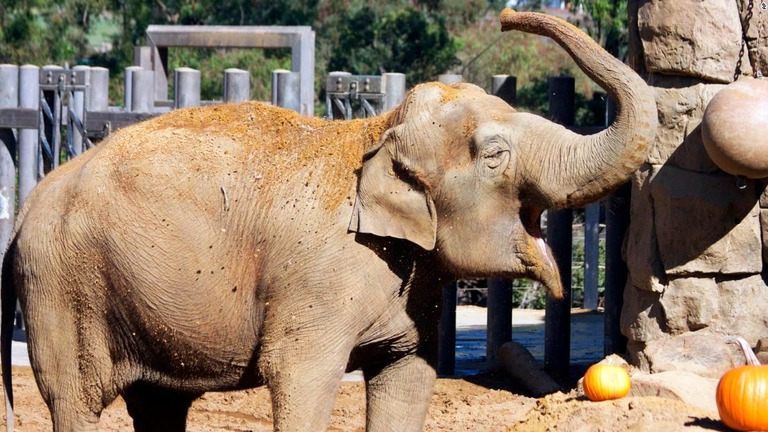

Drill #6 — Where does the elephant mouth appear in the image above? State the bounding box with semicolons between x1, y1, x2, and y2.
520;210;563;299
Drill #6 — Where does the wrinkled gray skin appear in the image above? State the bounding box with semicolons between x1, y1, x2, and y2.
1;10;657;432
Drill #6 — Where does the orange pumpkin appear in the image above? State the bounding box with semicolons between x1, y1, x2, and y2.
582;364;631;402
716;337;768;432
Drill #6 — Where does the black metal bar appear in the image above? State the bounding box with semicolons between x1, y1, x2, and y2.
604;182;630;355
39;94;55;170
602;96;628;355
544;209;573;381
52;89;61;169
68;104;92;151
544;76;575;382
486;279;513;370
437;282;457;376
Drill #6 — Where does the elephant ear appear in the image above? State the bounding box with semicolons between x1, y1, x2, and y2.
349;128;437;250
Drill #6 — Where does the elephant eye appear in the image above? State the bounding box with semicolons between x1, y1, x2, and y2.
485;149;508;169
480;145;510;172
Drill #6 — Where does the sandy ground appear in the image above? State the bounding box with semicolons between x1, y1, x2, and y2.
0;367;728;431
1;308;730;431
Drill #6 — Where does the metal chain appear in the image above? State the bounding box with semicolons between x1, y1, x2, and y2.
735;0;754;80
735;0;765;80
757;1;765;77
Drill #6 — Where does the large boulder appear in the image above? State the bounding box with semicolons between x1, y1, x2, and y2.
638;0;746;82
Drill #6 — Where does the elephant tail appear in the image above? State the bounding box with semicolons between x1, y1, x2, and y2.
1;241;16;432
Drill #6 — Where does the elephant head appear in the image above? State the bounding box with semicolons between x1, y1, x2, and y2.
350;9;658;298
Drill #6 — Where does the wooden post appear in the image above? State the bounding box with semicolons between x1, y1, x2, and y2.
382;73;406;111
124;66;142;112
89;67;110;111
0;65;18;254
173;67;201;108
18;65;39;205
131;69;155;113
272;69;301;112
0;64;18;158
583;203;600;309
486;74;517;371
544;76;574;381
224;68;250;103
438;282;457;376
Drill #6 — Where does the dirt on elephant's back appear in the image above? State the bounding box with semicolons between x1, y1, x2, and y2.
0;366;726;431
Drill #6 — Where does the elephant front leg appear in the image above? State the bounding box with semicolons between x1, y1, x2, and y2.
363;354;437;432
260;344;349;431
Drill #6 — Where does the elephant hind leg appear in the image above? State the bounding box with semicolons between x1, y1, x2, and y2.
122;383;199;432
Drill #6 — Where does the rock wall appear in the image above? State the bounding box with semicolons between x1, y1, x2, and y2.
623;0;768;373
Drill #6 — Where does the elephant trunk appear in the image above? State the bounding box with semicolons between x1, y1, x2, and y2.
500;9;657;209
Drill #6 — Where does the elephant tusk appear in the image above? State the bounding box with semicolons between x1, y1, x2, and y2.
535;237;554;270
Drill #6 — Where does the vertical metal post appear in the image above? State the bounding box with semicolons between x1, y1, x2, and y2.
18;65;39;205
492;75;517;105
223;68;250;103
71;65;90;156
544;76;574;381
583;203;600;309
382;73;406;111
438;282;457;376
486;74;517;371
124;66;142;112
131;70;155;113
89;67;110;111
174;67;201;108
0;65;18;253
603;97;629;355
272;69;301;112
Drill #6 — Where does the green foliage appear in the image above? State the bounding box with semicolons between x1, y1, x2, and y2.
0;0;107;64
456;17;606;126
569;0;628;58
326;6;460;85
168;48;291;102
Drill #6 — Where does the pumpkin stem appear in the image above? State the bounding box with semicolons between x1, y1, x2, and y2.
728;336;761;366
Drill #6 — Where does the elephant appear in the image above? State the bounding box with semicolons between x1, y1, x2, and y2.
1;9;657;432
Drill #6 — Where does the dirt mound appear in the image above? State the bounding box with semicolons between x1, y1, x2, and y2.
508;391;726;432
